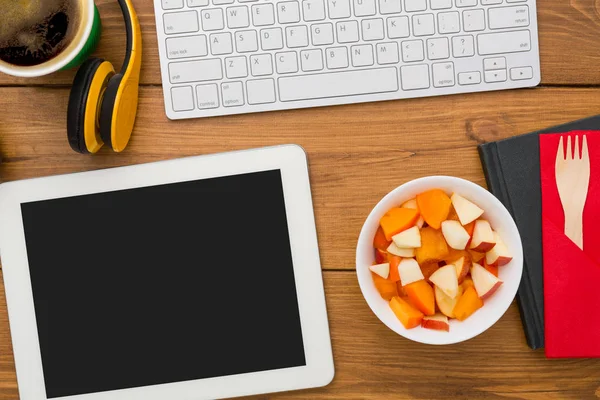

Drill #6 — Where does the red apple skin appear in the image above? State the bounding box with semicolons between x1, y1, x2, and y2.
421;319;450;332
375;249;387;264
455;259;470;284
470;241;496;253
495;255;513;267
479;281;503;300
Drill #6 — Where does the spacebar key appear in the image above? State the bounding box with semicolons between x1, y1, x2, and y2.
278;68;398;102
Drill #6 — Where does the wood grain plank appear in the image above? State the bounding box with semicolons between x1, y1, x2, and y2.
0;0;599;86
0;270;599;399
1;87;600;271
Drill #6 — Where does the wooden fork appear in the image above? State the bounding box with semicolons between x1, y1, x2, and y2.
555;135;590;250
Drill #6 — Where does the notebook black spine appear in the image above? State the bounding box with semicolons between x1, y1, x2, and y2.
478;143;544;350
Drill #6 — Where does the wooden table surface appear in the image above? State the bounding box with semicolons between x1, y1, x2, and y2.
1;0;600;399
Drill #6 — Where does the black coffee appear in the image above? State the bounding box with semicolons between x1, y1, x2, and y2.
0;0;81;67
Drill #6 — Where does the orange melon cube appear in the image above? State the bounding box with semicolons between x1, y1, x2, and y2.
379;207;420;241
389;296;424;329
404;280;435;316
453;286;484;321
416;227;449;265
372;273;398;300
416;189;452;229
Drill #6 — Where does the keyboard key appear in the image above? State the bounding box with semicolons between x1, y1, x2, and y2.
171;86;194;111
303;0;326;21
278;67;398;101
235;30;259;53
485;69;507;82
438;11;459;34
405;0;426;12
489;5;530;29
226;6;249;28
286;25;309;47
458;71;480;85
430;0;451;9
510;66;533;80
225;55;248;78
376;42;399;64
311;23;334;45
483;57;506;70
354;0;376;16
252;4;275;26
238;0;258;3
506;0;526;2
351;44;374;66
336;21;360;43
455;0;477;7
166;35;208;59
278;2;301;23
426;37;449;60
188;0;209;7
250;53;273;76
401;39;424;62
276;51;299;73
301;49;324;71
412;13;435;36
196;83;219;109
400;64;430;90
432;61;455;87
362;18;385;41
221;81;245;106
163;0;184;10
213;0;234;4
164;11;199;34
452;35;474;57
168;59;223;83
387;16;409;38
477;30;531;55
260;28;284;50
210;32;233;54
327;0;351;18
200;9;224;31
463;9;484;31
326;46;349;68
379;0;402;14
247;79;277;104
481;0;502;4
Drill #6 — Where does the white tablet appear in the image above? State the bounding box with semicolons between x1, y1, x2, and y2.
0;145;333;400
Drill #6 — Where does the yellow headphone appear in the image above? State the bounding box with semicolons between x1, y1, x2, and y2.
67;0;142;154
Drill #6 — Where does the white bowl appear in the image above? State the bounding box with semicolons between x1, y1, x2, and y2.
356;176;523;345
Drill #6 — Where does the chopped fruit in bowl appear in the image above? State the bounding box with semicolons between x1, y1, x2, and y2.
357;176;523;345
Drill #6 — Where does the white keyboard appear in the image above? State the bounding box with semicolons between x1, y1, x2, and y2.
153;0;540;120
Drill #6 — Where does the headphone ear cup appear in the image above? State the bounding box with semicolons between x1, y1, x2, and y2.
99;74;123;150
67;58;105;154
67;58;115;154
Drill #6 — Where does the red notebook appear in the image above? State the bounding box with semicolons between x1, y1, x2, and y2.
540;131;600;358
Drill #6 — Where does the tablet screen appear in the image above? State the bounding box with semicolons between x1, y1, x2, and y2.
20;170;306;398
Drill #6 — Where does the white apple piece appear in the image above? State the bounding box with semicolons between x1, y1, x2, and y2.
435;285;463;318
387;242;416;258
398;258;424;286
471;263;503;300
369;263;390;279
452;256;470;283
421;313;450;331
441;220;470;250
451;193;484;225
429;264;460;299
392;226;421;248
469;220;497;252
485;232;513;266
401;199;425;229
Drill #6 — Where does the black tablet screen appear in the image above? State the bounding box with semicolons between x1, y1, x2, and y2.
20;170;306;398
